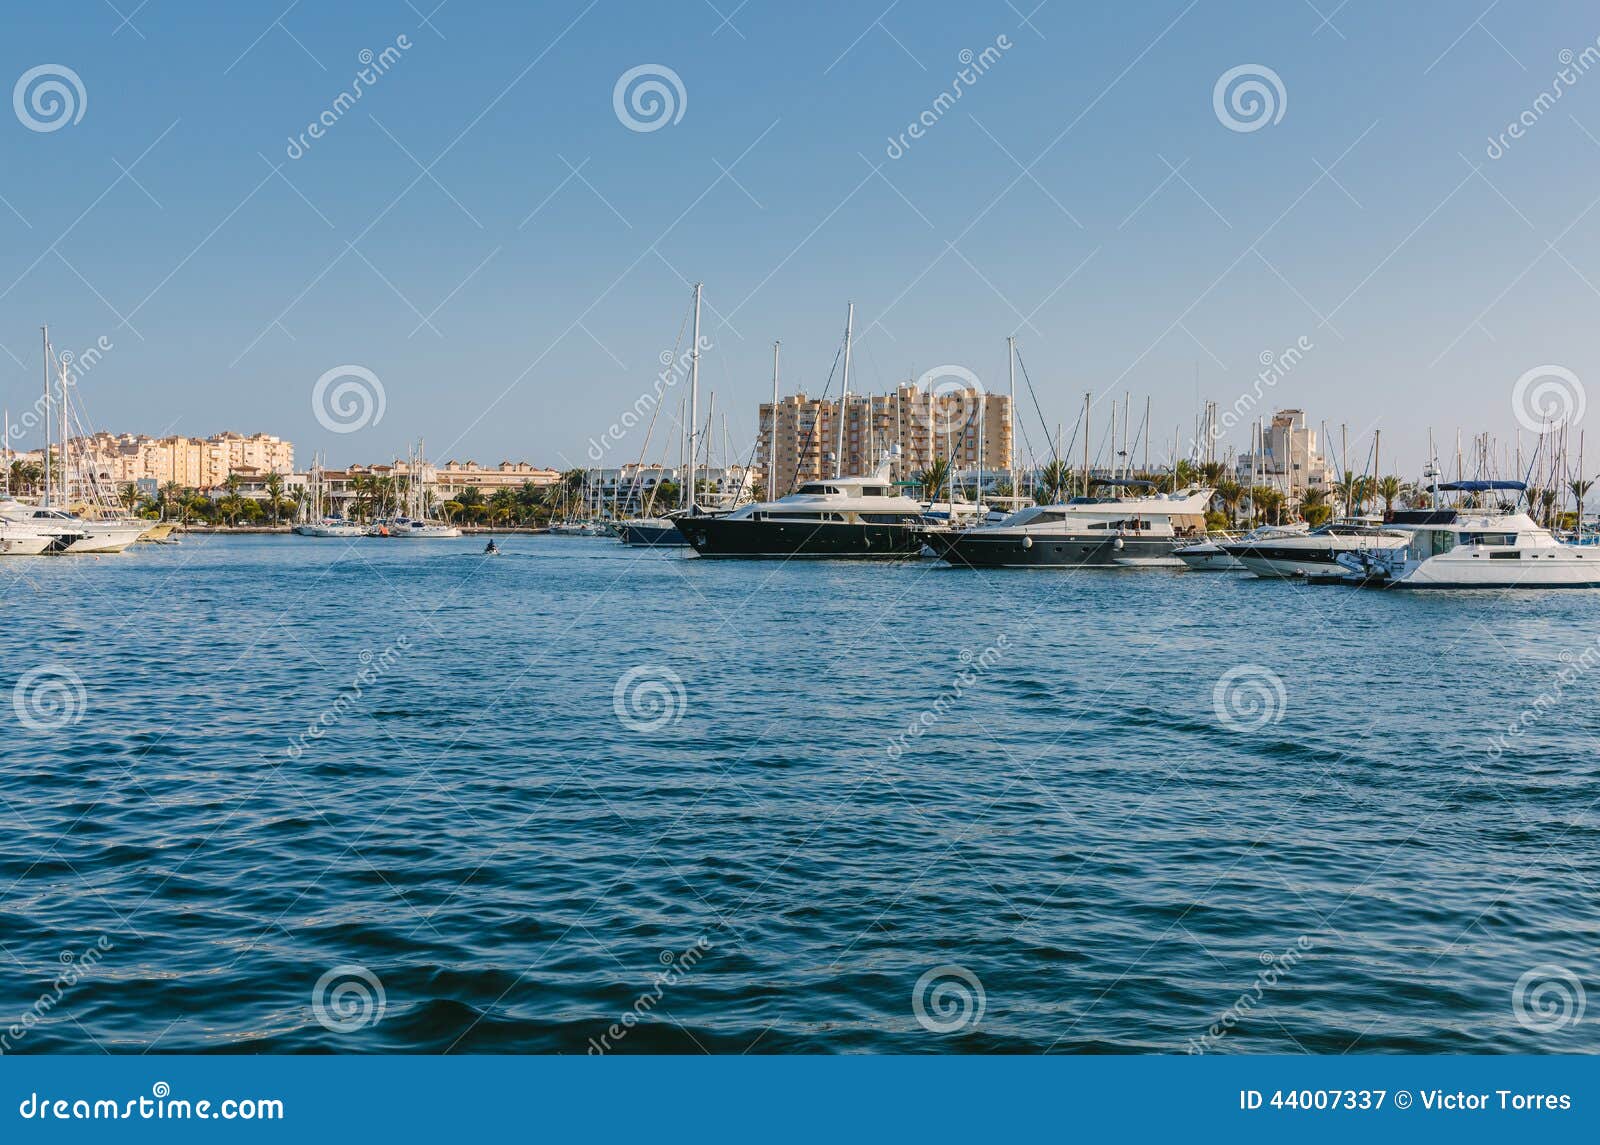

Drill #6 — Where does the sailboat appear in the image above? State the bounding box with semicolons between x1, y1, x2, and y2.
293;454;365;537
0;327;145;554
371;440;461;537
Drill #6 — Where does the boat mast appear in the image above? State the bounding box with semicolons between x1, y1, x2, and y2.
41;325;51;507
769;340;780;499
688;282;702;512
838;301;853;478
1006;337;1017;500
1081;393;1090;499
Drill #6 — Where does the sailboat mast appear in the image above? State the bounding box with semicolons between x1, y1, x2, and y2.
1081;394;1089;499
688;283;702;511
1006;337;1017;499
770;341;780;499
41;325;52;507
838;301;854;478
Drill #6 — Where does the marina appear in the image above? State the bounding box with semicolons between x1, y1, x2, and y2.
7;0;1600;1098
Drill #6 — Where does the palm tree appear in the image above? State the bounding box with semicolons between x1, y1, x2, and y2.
1376;475;1402;519
1570;477;1593;530
1035;459;1072;505
264;472;284;524
1337;469;1361;518
1215;480;1244;527
915;456;953;501
1300;486;1331;528
117;483;142;515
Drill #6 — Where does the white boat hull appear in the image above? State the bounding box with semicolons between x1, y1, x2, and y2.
0;534;53;556
294;524;366;538
1175;543;1242;571
60;524;145;554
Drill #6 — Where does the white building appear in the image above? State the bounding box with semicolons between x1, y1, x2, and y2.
1233;409;1335;500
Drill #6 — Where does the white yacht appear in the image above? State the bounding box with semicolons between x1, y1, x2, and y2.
0;528;55;556
1221;517;1409;578
676;461;927;558
0;501;143;554
373;516;462;539
294;519;366;538
925;483;1213;569
1336;482;1600;588
1176;522;1308;571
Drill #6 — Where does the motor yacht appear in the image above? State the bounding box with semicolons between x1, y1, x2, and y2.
1176;522;1309;571
617;517;690;546
924;484;1212;568
1336;481;1600;588
0;501;142;554
676;461;926;558
1221;516;1408;578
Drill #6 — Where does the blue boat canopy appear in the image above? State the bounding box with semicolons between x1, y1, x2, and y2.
1437;480;1526;492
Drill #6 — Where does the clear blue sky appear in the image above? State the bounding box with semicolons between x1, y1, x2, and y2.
4;0;1599;476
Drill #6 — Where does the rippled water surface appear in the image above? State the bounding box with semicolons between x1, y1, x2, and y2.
2;535;1597;1053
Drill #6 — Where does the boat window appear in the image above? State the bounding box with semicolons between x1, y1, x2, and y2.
1461;532;1515;547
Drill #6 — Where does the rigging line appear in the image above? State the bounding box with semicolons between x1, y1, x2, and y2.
784;336;846;496
1011;348;1060;466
